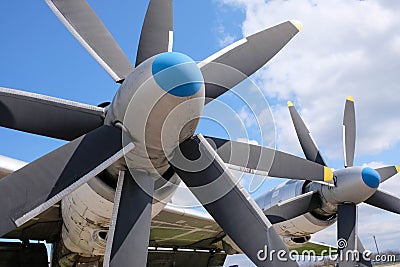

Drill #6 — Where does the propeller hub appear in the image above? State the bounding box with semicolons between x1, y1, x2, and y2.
361;167;380;189
152;52;204;97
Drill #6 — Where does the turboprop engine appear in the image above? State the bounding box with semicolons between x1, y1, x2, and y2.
106;52;205;174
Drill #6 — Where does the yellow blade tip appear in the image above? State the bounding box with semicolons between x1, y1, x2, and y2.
346;96;355;102
287;101;294;107
396;165;400;173
324;167;334;182
290;20;303;31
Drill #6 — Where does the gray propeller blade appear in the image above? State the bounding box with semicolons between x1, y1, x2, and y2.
357;238;372;267
46;0;134;82
200;20;302;104
263;191;320;224
170;134;298;267
337;203;358;267
0;87;105;140
288;101;327;166
375;165;399;183
135;0;173;67
364;189;400;215
205;136;333;182
104;170;154;267
0;125;134;237
343;96;356;168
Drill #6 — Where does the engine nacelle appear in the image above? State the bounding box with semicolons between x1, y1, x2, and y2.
256;180;336;237
60;173;180;256
105;52;205;174
282;236;311;249
256;180;305;211
321;167;379;205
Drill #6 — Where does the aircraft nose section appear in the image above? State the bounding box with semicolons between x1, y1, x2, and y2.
361;167;380;189
152;52;203;97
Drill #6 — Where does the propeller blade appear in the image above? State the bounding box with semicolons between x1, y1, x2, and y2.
170;134;298;267
135;0;173;67
288;101;327;166
364;189;400;215
343;96;356;168
205;136;333;182
375;165;399;183
263;191;321;224
357;238;372;267
46;0;134;82
0;87;105;140
104;170;154;267
0;125;134;236
337;203;358;267
200;20;302;104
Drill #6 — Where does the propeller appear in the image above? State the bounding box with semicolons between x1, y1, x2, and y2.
280;97;399;266
337;203;359;267
205;136;333;182
343;96;356;168
375;165;400;183
170;135;298;267
0;0;304;266
0;87;105;140
45;0;134;82
135;0;173;66
364;189;400;215
104;170;154;266
200;20;302;104
288;101;326;166
0;125;134;235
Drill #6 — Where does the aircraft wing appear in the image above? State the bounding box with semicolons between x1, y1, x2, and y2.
0;154;335;264
0;155;225;247
151;205;338;259
150;205;224;250
148;205;228;266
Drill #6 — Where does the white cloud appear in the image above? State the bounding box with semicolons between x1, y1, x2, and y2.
215;17;237;47
238;106;257;128
361;161;386;169
219;0;400;160
219;33;236;47
170;182;203;208
236;137;259;145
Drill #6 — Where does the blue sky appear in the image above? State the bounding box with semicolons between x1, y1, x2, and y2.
1;0;400;266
